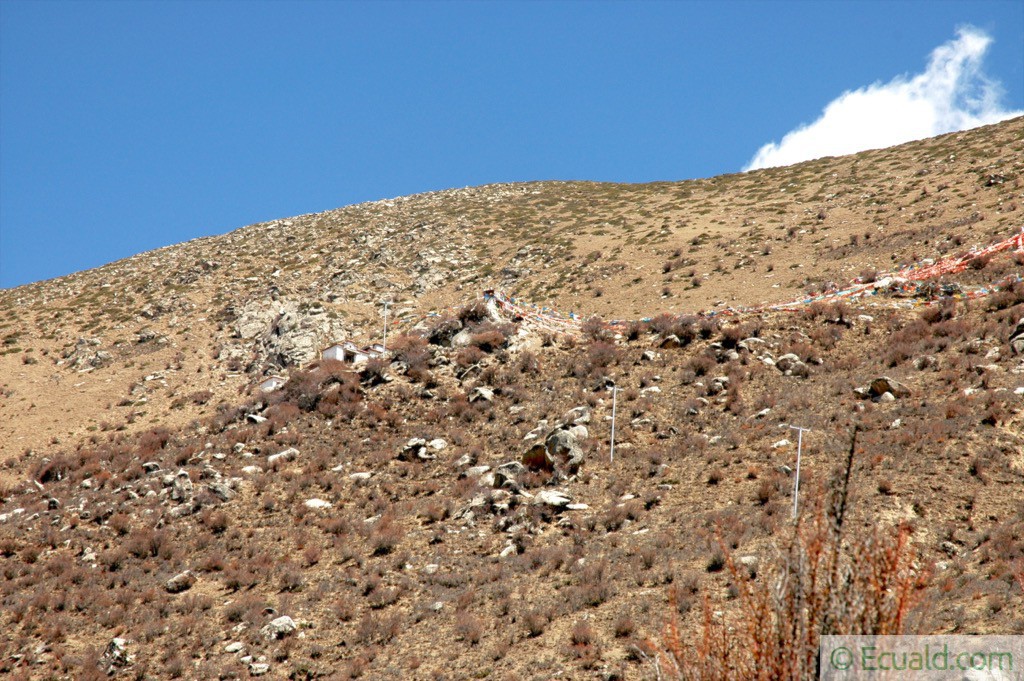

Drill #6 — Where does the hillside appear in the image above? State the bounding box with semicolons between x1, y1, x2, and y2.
0;118;1022;679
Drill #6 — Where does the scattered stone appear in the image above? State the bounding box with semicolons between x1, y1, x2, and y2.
854;376;911;400
738;337;766;351
427;438;448;451
493;461;526;489
399;438;436;461
775;353;801;372
708;376;729;395
659;334;682;349
232;298;349;367
428;317;463;346
640;350;659;362
99;637;133;673
869;376;911;398
567;424;589;441
207;482;235;502
224;642;244;654
544;426;585;475
165;570;196;594
250;662;270;676
171;470;193;503
787;361;810;378
913;355;937;370
533;489;572;508
349;472;372;483
774;353;809;377
772;439;791;449
464;465;491;478
260;615;297;641
468;386;495;403
267;447;299;465
304;498;332;510
561;406;591;425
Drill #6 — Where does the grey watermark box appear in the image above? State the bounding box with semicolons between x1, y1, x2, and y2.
820;635;1024;680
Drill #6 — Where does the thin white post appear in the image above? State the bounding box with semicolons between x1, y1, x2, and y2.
790;425;810;519
610;385;620;463
382;301;391;353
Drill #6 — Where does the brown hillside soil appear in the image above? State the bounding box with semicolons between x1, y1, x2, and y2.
0;119;1022;679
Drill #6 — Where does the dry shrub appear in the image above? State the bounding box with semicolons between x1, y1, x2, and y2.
614;614;636;638
455;345;486;368
654;430;929;680
369;513;404;556
457;300;489;325
455;610;484;645
582;316;609;342
586;341;619;369
390;334;430;375
359;357;389;385
688;353;716;377
625;320;649;341
126;527;172;560
699;318;719;339
469;324;509;352
651;313;697;342
524;608;549;637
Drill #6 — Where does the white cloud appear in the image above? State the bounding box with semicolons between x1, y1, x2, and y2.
744;27;1023;171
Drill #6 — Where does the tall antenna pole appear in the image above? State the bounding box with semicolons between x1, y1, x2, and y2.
610;384;619;463
382;301;391;353
790;425;810;519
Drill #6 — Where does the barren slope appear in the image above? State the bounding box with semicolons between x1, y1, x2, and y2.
0;118;1022;680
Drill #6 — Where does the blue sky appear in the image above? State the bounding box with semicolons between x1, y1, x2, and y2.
2;1;1022;288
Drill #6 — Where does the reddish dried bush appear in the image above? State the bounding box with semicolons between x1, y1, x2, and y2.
582;316;609;342
656;431;929;680
391;334;431;375
469;325;509;353
137;427;172;456
457;300;489;325
586;341;619;369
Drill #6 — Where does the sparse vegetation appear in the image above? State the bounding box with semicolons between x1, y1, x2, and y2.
1;119;1023;678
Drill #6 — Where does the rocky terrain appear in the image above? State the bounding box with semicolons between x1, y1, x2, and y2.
0;118;1022;679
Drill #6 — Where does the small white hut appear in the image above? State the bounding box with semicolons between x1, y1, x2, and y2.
259;375;287;393
321;343;347;362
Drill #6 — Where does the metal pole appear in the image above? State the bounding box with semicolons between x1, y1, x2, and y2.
382;301;391;353
610;385;619;463
790;425;810;519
